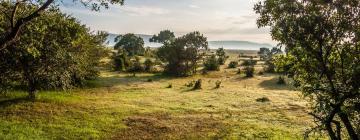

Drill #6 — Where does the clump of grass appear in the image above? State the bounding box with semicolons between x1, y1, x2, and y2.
185;80;195;87
244;66;255;78
228;61;238;68
193;79;202;90
147;79;153;82
215;80;222;89
166;83;173;88
277;76;286;85
236;68;241;74
256;97;271;102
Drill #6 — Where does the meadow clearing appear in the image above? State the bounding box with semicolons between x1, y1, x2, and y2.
0;50;323;140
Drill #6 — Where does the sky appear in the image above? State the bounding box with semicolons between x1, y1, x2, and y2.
60;0;275;45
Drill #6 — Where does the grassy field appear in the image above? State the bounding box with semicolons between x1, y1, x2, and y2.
0;51;324;140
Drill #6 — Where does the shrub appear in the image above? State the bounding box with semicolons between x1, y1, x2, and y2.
144;59;154;72
127;59;144;72
256;97;271;102
258;71;264;75
193;79;202;90
215;80;222;89
277;76;286;85
185;80;195;87
228;61;238;68
166;83;173;88
244;66;255;77
241;59;257;66
204;55;220;71
147;79;153;82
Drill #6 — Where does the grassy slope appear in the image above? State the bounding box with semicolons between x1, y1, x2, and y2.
0;51;324;139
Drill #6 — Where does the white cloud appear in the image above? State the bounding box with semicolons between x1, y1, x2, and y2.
189;4;199;9
119;5;170;16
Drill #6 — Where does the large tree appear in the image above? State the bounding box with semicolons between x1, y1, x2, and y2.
149;30;175;43
0;0;124;50
255;0;359;139
157;31;208;76
0;7;108;99
114;33;145;56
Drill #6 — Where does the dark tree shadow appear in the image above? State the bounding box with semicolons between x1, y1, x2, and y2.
0;97;29;108
258;77;293;91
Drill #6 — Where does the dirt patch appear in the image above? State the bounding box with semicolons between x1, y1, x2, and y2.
112;112;228;140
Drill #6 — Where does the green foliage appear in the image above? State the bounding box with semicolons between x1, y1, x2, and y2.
241;59;257;66
203;55;220;71
157;31;208;76
255;0;360;138
113;49;131;72
144;59;155;72
0;8;108;97
149;30;175;43
127;58;144;73
228;61;238;68
215;80;222;89
114;33;145;56
193;79;202;90
244;66;255;78
216;48;227;65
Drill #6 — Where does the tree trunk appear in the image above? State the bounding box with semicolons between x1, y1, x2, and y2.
339;113;359;140
325;121;339;140
27;80;36;101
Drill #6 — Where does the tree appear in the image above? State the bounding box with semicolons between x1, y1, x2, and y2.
255;0;360;139
157;31;208;76
263;47;283;72
258;47;270;61
0;0;124;51
216;47;227;65
114;33;145;56
149;30;175;43
0;8;108;99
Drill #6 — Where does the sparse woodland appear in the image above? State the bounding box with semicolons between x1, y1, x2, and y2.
0;0;358;139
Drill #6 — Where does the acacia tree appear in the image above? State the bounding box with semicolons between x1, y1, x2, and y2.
157;31;208;76
149;30;175;43
216;47;227;65
114;33;145;56
255;0;359;139
0;0;124;50
0;7;108;99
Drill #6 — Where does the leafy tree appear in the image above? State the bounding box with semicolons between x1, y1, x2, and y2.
157;31;208;76
216;47;227;65
0;0;124;50
144;59;154;72
149;30;175;43
114;33;145;56
244;66;255;78
0;8;108;99
203;54;220;71
113;48;131;71
258;47;270;60
255;0;360;139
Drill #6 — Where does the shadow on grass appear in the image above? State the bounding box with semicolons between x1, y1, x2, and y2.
258;77;292;91
0;97;29;108
84;73;178;88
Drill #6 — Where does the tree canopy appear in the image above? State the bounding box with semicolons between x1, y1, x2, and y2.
0;7;108;99
149;30;175;43
114;33;145;56
255;0;360;139
157;31;208;76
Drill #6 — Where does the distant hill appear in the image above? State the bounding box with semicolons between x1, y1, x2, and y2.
106;33;273;50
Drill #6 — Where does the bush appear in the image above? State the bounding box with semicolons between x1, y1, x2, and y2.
193;79;202;90
241;59;257;66
258;71;264;75
166;83;173;88
256;97;271;102
215;80;222;89
185;80;195;87
204;55;220;71
228;61;238;68
147;79;153;82
244;66;255;77
277;76;286;85
144;59;154;72
127;59;144;72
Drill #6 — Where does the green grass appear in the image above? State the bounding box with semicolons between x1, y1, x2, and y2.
0;65;325;139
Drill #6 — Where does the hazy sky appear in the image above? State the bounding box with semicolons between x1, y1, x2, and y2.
60;0;275;44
